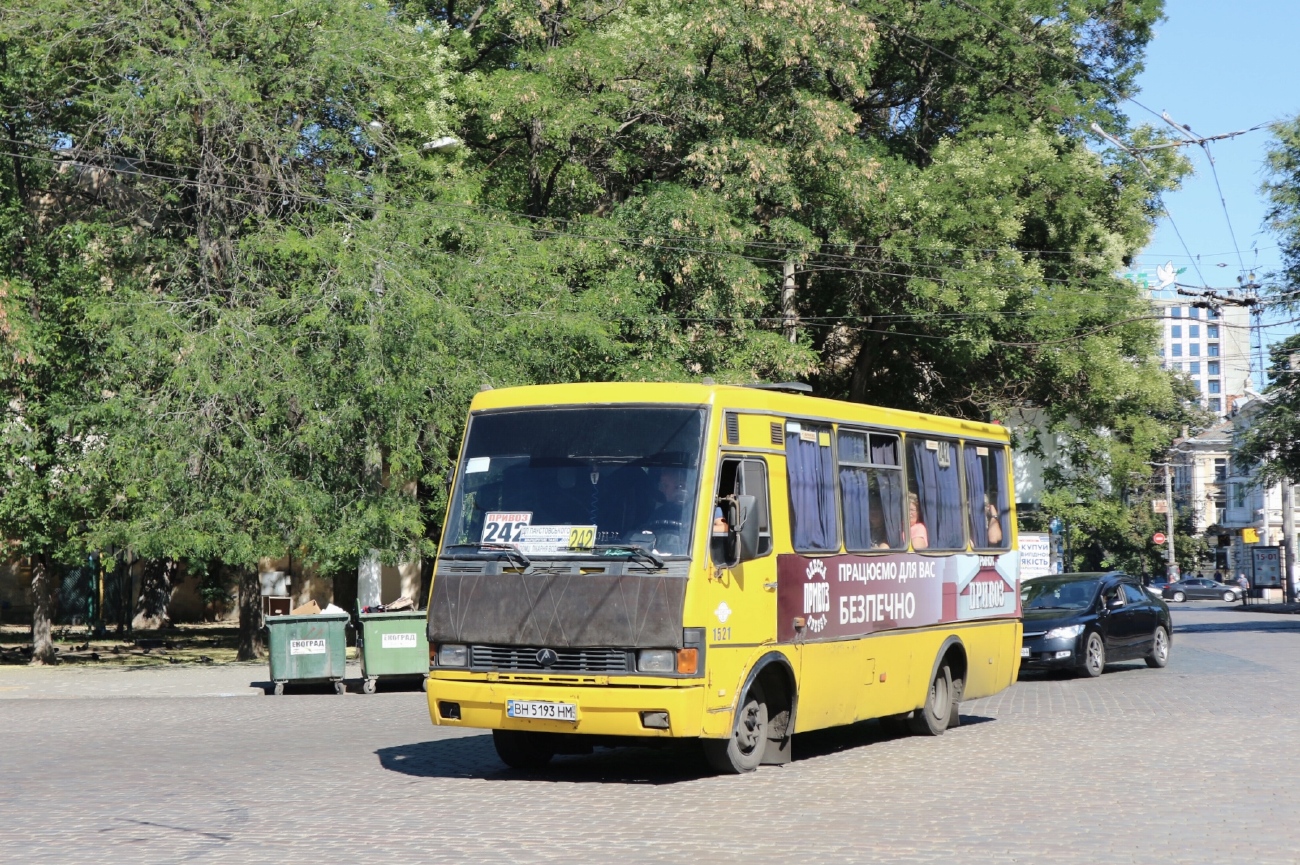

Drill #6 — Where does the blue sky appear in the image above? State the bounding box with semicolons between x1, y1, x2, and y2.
1129;0;1300;355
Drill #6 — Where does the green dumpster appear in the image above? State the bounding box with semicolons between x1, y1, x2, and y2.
356;606;429;694
266;612;350;695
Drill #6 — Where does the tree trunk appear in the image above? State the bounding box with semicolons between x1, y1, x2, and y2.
236;567;264;661
131;558;177;631
30;552;57;665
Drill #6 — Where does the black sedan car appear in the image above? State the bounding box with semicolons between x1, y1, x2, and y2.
1162;578;1242;603
1021;572;1172;678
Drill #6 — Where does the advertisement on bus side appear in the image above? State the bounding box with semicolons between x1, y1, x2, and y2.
776;552;1020;642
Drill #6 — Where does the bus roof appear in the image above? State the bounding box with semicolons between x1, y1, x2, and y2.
468;382;1009;443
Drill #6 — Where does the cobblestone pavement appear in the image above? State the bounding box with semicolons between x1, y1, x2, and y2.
2;604;1299;864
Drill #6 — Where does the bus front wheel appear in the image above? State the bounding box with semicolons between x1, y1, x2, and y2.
492;729;555;771
703;682;768;774
908;664;953;736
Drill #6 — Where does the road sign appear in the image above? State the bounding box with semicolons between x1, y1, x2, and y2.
1151;499;1168;514
1153;532;1167;545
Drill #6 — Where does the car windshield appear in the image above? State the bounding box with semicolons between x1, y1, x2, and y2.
1021;577;1101;611
443;406;707;559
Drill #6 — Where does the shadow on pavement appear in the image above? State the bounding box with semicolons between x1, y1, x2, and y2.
375;735;712;784
377;714;993;783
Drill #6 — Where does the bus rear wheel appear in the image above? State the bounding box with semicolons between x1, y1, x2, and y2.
492;729;555;771
908;664;953;736
703;682;768;774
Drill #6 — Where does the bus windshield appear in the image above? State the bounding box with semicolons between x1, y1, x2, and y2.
443;406;707;559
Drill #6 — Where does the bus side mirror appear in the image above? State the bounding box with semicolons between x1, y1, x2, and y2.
734;494;759;561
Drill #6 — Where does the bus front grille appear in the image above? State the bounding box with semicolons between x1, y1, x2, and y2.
470;644;632;673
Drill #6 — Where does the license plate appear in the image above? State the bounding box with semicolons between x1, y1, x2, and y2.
507;699;577;721
1021;646;1030;658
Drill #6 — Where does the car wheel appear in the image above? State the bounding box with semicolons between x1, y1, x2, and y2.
1222;591;1235;602
1080;632;1105;678
1145;626;1170;669
493;729;556;771
1172;591;1186;603
703;681;768;773
908;664;953;736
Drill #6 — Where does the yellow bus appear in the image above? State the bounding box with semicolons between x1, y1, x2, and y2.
425;382;1021;772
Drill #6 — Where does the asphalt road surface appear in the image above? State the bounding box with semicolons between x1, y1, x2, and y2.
2;602;1298;864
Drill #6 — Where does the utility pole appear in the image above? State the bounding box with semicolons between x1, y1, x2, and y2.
1283;479;1296;604
781;260;797;344
1164;462;1178;579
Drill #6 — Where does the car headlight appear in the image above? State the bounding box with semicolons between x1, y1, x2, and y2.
1044;624;1085;640
637;649;675;673
436;644;468;667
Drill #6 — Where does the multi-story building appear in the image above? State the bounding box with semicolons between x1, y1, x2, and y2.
1171;421;1232;570
1219;395;1300;591
1124;268;1253;418
1154;296;1251;417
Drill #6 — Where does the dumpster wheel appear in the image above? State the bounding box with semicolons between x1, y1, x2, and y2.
273;682;285;696
362;678;377;695
333;680;347;695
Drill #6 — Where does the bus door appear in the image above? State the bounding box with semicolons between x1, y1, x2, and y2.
705;454;776;663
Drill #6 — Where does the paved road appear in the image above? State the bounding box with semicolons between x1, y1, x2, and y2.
2;604;1299;864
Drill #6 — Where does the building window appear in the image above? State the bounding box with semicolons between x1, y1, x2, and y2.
1190;307;1201;319
1171;325;1182;338
1208;324;1219;338
1208;307;1220;320
1190;324;1200;338
1209;397;1222;412
1214;458;1227;484
1172;344;1182;357
1209;379;1221;394
1170;307;1181;318
1189;362;1200;374
1208;343;1220;357
1190;343;1200;357
1208;361;1220;375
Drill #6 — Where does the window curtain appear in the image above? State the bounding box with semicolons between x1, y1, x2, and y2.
909;441;964;549
788;428;838;551
839;433;870;550
840;466;872;550
992;446;1009;545
872;440;904;548
964;446;988;547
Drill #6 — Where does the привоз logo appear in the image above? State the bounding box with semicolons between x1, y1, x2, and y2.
803;559;829;633
535;648;559;668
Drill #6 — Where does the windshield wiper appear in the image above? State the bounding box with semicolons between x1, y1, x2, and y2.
587;544;666;569
443;543;533;573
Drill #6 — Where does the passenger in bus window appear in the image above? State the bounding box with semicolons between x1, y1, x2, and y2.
868;507;891;549
908;492;929;550
984;498;1003;546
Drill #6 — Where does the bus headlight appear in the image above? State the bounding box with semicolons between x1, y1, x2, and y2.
637;649;675;673
437;644;468;667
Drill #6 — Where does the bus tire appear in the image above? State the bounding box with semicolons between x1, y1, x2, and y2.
908;664;953;736
492;729;555;771
703;681;768;774
947;673;964;730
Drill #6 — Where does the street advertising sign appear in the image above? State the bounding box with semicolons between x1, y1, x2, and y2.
1153;532;1167;545
1018;533;1051;581
776;552;1020;643
1152;499;1168;514
1252;545;1282;588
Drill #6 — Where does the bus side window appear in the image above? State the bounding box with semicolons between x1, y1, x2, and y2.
838;429;906;551
963;443;1010;550
785;421;839;553
713;457;772;564
906;438;966;550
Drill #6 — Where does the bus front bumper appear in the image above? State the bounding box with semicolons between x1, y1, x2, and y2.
426;676;709;738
